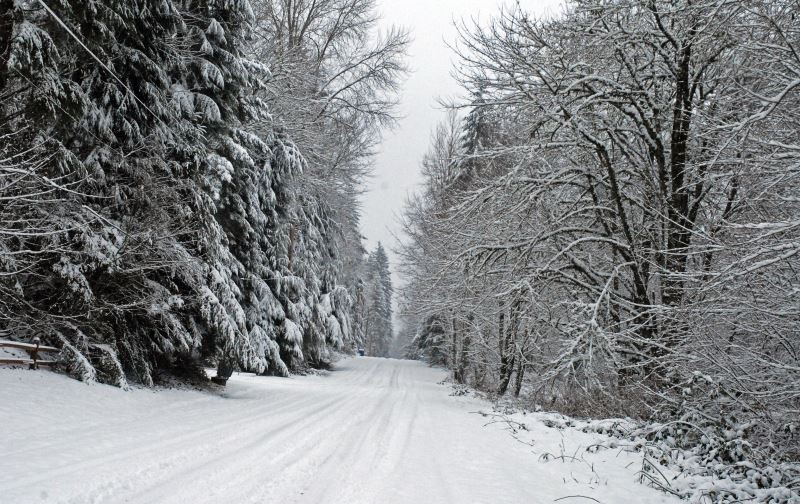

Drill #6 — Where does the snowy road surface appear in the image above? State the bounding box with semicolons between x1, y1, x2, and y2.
1;357;680;504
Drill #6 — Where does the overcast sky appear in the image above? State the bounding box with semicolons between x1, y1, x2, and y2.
362;0;563;286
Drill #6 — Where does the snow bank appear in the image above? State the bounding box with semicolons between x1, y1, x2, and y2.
469;399;800;504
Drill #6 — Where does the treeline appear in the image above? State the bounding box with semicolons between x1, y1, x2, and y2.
0;0;405;386
359;242;393;357
399;0;799;476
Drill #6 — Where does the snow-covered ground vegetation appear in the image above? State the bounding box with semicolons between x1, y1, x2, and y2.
477;396;800;503
397;0;800;501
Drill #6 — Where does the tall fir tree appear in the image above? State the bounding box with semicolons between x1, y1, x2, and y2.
364;243;393;357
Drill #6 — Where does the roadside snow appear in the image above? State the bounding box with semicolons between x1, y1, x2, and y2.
0;358;681;504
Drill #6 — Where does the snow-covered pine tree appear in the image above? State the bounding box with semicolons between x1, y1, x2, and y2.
172;0;303;380
0;0;320;385
364;243;393;357
276;184;354;369
181;0;366;378
198;0;407;371
0;0;229;385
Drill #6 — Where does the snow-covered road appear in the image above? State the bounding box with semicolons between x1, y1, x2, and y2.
1;357;679;504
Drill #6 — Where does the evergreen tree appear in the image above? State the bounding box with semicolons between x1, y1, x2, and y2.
364;243;393;357
0;0;223;385
0;0;302;384
245;0;408;369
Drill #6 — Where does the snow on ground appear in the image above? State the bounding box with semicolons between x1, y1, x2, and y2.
0;345;28;362
0;357;681;504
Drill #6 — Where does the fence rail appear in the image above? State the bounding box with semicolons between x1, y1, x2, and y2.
0;338;60;369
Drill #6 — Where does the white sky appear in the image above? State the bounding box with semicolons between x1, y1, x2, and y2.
361;0;563;287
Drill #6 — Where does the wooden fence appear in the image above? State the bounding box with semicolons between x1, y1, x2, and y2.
0;338;59;369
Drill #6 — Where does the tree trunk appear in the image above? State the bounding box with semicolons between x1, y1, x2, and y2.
513;354;524;397
663;42;694;313
651;39;697;386
497;300;518;395
497;303;509;394
447;315;459;382
501;297;523;395
497;351;515;396
455;315;472;384
0;0;15;95
213;356;235;386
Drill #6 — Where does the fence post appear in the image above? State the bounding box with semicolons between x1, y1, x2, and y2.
29;336;41;370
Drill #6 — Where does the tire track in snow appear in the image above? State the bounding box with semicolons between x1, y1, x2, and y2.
1;358;683;504
287;362;407;503
66;391;356;504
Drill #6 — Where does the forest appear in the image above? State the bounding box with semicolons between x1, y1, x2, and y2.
398;0;800;498
0;0;398;386
1;0;799;502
